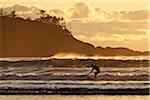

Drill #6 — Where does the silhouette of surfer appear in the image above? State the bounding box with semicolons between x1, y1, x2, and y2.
88;64;100;79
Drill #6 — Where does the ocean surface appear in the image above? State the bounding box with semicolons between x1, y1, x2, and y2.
0;56;149;95
0;80;149;90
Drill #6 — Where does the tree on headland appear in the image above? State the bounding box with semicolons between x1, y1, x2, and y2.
0;9;3;16
0;8;70;32
0;9;17;18
0;8;8;16
26;16;32;21
58;17;66;29
37;9;49;22
9;10;17;18
36;9;67;30
39;10;47;18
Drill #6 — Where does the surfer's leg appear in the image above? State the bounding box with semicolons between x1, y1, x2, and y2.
94;72;98;79
94;71;100;79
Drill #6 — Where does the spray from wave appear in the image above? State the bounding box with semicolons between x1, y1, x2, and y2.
51;53;150;60
0;53;149;61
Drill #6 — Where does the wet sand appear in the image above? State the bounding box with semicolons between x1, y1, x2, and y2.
0;95;149;100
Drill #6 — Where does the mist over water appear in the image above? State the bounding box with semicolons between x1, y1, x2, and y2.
51;53;150;60
0;55;150;61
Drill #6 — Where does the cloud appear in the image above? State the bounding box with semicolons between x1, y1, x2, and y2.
1;4;41;19
75;33;146;44
70;19;148;51
91;8;149;22
49;8;64;17
2;4;30;13
92;8;114;21
68;6;149;51
69;2;90;18
1;5;65;20
120;9;149;21
74;32;148;51
70;20;148;35
68;2;114;22
68;2;149;22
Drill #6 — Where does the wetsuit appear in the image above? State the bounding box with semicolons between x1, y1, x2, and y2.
90;64;100;79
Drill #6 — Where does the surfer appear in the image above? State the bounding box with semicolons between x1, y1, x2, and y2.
88;64;100;79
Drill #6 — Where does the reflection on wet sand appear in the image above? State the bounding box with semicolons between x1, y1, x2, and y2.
0;95;149;100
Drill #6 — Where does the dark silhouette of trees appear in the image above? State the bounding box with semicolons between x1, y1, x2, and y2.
26;16;32;21
37;10;50;22
58;17;66;29
0;8;70;32
9;11;17;18
0;9;3;16
0;8;7;16
0;9;16;18
36;9;67;30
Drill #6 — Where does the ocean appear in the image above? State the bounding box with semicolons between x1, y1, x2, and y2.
0;56;149;95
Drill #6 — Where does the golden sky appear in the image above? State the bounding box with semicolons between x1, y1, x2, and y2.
0;0;149;51
0;0;148;10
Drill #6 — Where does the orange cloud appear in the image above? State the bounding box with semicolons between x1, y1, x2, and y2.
49;8;64;17
69;2;90;18
120;9;149;21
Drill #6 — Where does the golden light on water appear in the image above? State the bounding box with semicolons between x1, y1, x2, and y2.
51;53;90;59
50;53;149;60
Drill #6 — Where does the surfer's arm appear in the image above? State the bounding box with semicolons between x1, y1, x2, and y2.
90;68;94;73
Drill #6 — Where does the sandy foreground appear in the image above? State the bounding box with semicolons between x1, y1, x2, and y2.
0;95;150;100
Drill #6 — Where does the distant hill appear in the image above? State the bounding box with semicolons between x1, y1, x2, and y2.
0;16;149;57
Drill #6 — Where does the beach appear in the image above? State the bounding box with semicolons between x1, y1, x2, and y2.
0;95;149;100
